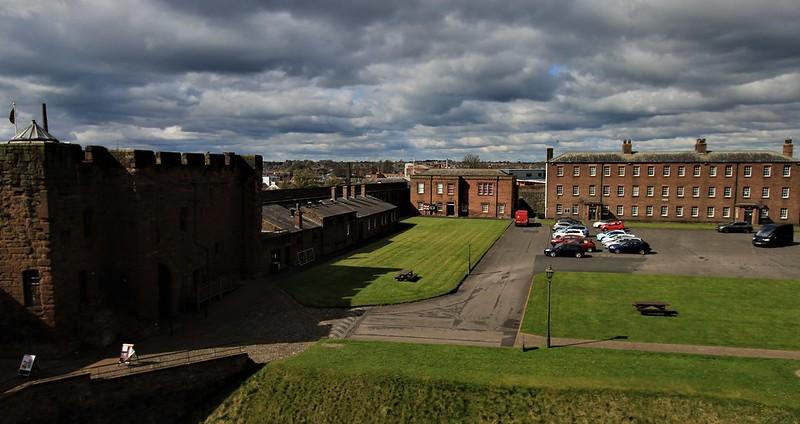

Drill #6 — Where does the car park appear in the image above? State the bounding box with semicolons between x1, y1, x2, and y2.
544;242;587;258
608;239;651;255
599;221;626;231
596;229;628;242
716;221;753;233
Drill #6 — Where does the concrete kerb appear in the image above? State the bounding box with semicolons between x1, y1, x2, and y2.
514;272;537;351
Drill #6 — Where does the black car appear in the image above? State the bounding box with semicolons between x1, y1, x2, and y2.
544;243;587;258
608;239;651;255
753;224;794;247
717;221;753;233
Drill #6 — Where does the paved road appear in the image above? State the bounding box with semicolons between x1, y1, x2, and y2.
349;225;541;347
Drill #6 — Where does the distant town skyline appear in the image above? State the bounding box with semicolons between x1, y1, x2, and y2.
1;0;798;161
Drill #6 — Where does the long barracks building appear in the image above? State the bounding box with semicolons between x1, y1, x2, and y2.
546;139;799;225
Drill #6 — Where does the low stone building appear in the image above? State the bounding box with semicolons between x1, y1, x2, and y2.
410;169;518;218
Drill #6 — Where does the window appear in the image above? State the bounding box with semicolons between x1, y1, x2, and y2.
447;183;454;195
784;165;791;177
633;166;641;177
692;186;700;197
743;187;751;198
417;183;425;194
602;205;610;215
661;186;669;197
677;166;685;177
631;205;639;216
589;185;596;196
22;270;41;307
707;207;715;218
437;183;443;194
589;166;597;176
762;187;770;198
760;208;769;219
723;207;731;218
556;166;564;177
556;204;563;215
556;185;563;196
478;183;494;196
632;185;640;197
676;206;684;217
499;204;506;215
617;205;624;216
572;185;580;196
780;208;789;220
709;166;717;177
647;166;655;177
481;203;489;213
782;187;790;198
573;166;580;176
603;166;611;176
82;209;93;239
744;165;752;177
723;187;732;198
646;206;654;216
691;206;699;217
725;165;733;177
618;166;625;176
763;166;771;177
693;165;701;177
603;185;610;196
660;206;669;217
662;165;670;177
677;186;685;197
617;186;624;196
572;204;579;215
707;187;716;198
417;202;424;210
646;186;654;197
179;207;188;232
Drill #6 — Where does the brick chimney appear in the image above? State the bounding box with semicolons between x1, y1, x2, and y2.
342;185;348;199
331;185;337;201
360;184;366;197
622;139;633;154
546;147;554;161
784;139;793;157
694;138;707;154
294;203;303;229
351;185;357;199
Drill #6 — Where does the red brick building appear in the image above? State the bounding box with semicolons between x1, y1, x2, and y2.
546;139;799;225
410;169;517;218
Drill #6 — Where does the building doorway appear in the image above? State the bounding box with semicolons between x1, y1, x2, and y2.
743;208;753;224
446;202;455;216
588;205;598;221
157;264;172;320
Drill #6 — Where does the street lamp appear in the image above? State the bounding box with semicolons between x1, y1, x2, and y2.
545;265;554;348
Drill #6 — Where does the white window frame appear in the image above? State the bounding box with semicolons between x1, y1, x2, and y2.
572;204;579;215
631;205;639;216
633;166;641;177
603;185;610;196
762;187;770;198
417;183;425;194
499;204;506;215
556;204;563;215
760;208;769;219
707;207;715;218
678;166;685;177
632;185;640;197
557;166;564;177
744;165;752;177
663;166;670;177
556;185;563;196
660;206;669;217
691;206;699;217
692;186;700;198
573;166;580;177
646;206;654;216
676;206;684;217
647;166;655;177
722;207;731;218
661;186;669;197
707;187;716;198
783;165;791;177
618;166;625;177
646;186;654;197
572;185;580;196
780;208;788;220
693;165;701;177
481;203;489;213
782;187;789;199
763;166;771;177
589;166;597;177
617;186;624;197
437;183;443;194
709;166;717;177
589;185;596;196
603;166;611;177
677;186;685;197
743;187;751;198
616;205;624;216
723;187;732;198
725;165;733;177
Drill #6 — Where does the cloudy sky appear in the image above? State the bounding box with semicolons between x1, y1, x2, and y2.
1;0;798;161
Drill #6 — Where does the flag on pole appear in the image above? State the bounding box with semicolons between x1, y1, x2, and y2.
9;102;15;125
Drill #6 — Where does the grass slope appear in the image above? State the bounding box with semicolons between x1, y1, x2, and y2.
521;272;800;350
279;217;509;307
206;341;800;423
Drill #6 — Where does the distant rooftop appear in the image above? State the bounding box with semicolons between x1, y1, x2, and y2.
416;168;512;177
551;151;796;163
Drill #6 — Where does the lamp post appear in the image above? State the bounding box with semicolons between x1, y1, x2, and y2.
545;265;554;348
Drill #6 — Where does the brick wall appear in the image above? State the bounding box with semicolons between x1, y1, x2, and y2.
411;174;516;218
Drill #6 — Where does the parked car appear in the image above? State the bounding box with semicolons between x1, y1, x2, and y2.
551;234;583;245
554;224;590;237
592;219;616;228
568;238;597;253
752;223;794;247
608;239;651;255
554;228;587;238
596;229;628;242
602;235;641;246
716;221;753;233
599;221;626;231
514;210;530;227
553;219;581;231
544;243;587;258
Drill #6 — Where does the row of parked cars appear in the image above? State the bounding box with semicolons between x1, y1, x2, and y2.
716;221;795;247
545;218;652;258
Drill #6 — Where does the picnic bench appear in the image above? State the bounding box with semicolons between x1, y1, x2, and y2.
394;270;420;282
633;301;677;316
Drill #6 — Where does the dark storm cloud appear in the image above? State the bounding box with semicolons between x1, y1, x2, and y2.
0;0;798;160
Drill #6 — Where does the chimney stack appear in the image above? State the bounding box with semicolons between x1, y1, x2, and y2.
331;185;337;201
360;183;366;197
546;147;554;161
41;103;48;132
784;139;793;157
350;185;357;199
294;203;303;229
622;139;633;154
342;185;348;199
694;138;707;154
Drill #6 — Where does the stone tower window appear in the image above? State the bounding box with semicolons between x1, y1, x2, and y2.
23;270;41;307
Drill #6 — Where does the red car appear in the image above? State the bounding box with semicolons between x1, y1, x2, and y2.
550;234;582;245
599;220;625;231
551;236;596;252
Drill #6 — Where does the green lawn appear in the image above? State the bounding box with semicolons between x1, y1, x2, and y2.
279;217;509;307
206;341;800;423
521;272;800;350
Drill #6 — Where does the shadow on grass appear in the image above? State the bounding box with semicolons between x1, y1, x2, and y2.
281;264;405;308
554;335;629;348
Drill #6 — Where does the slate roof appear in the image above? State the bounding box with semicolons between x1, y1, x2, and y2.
550;151;796;163
9;120;59;143
301;195;397;219
416;168;512;177
261;204;321;233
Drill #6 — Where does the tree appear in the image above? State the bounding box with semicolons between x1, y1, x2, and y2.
462;153;483;168
292;168;319;188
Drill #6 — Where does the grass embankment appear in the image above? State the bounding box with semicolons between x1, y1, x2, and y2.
279;217;509;307
521;272;800;350
206;341;800;423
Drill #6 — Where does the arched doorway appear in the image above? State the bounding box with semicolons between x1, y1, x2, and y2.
157;264;172;320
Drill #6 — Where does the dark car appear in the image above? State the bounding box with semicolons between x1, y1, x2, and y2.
717;221;753;233
544;243;587;258
753;224;794;247
608;239;651;255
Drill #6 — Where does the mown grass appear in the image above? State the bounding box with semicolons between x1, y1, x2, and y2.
521;272;800;350
279;217;509;307
206;341;800;423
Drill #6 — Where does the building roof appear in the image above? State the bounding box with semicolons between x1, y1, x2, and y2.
302;195;397;219
261;204;321;234
550;151;796;164
9;120;59;143
416;168;512;177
